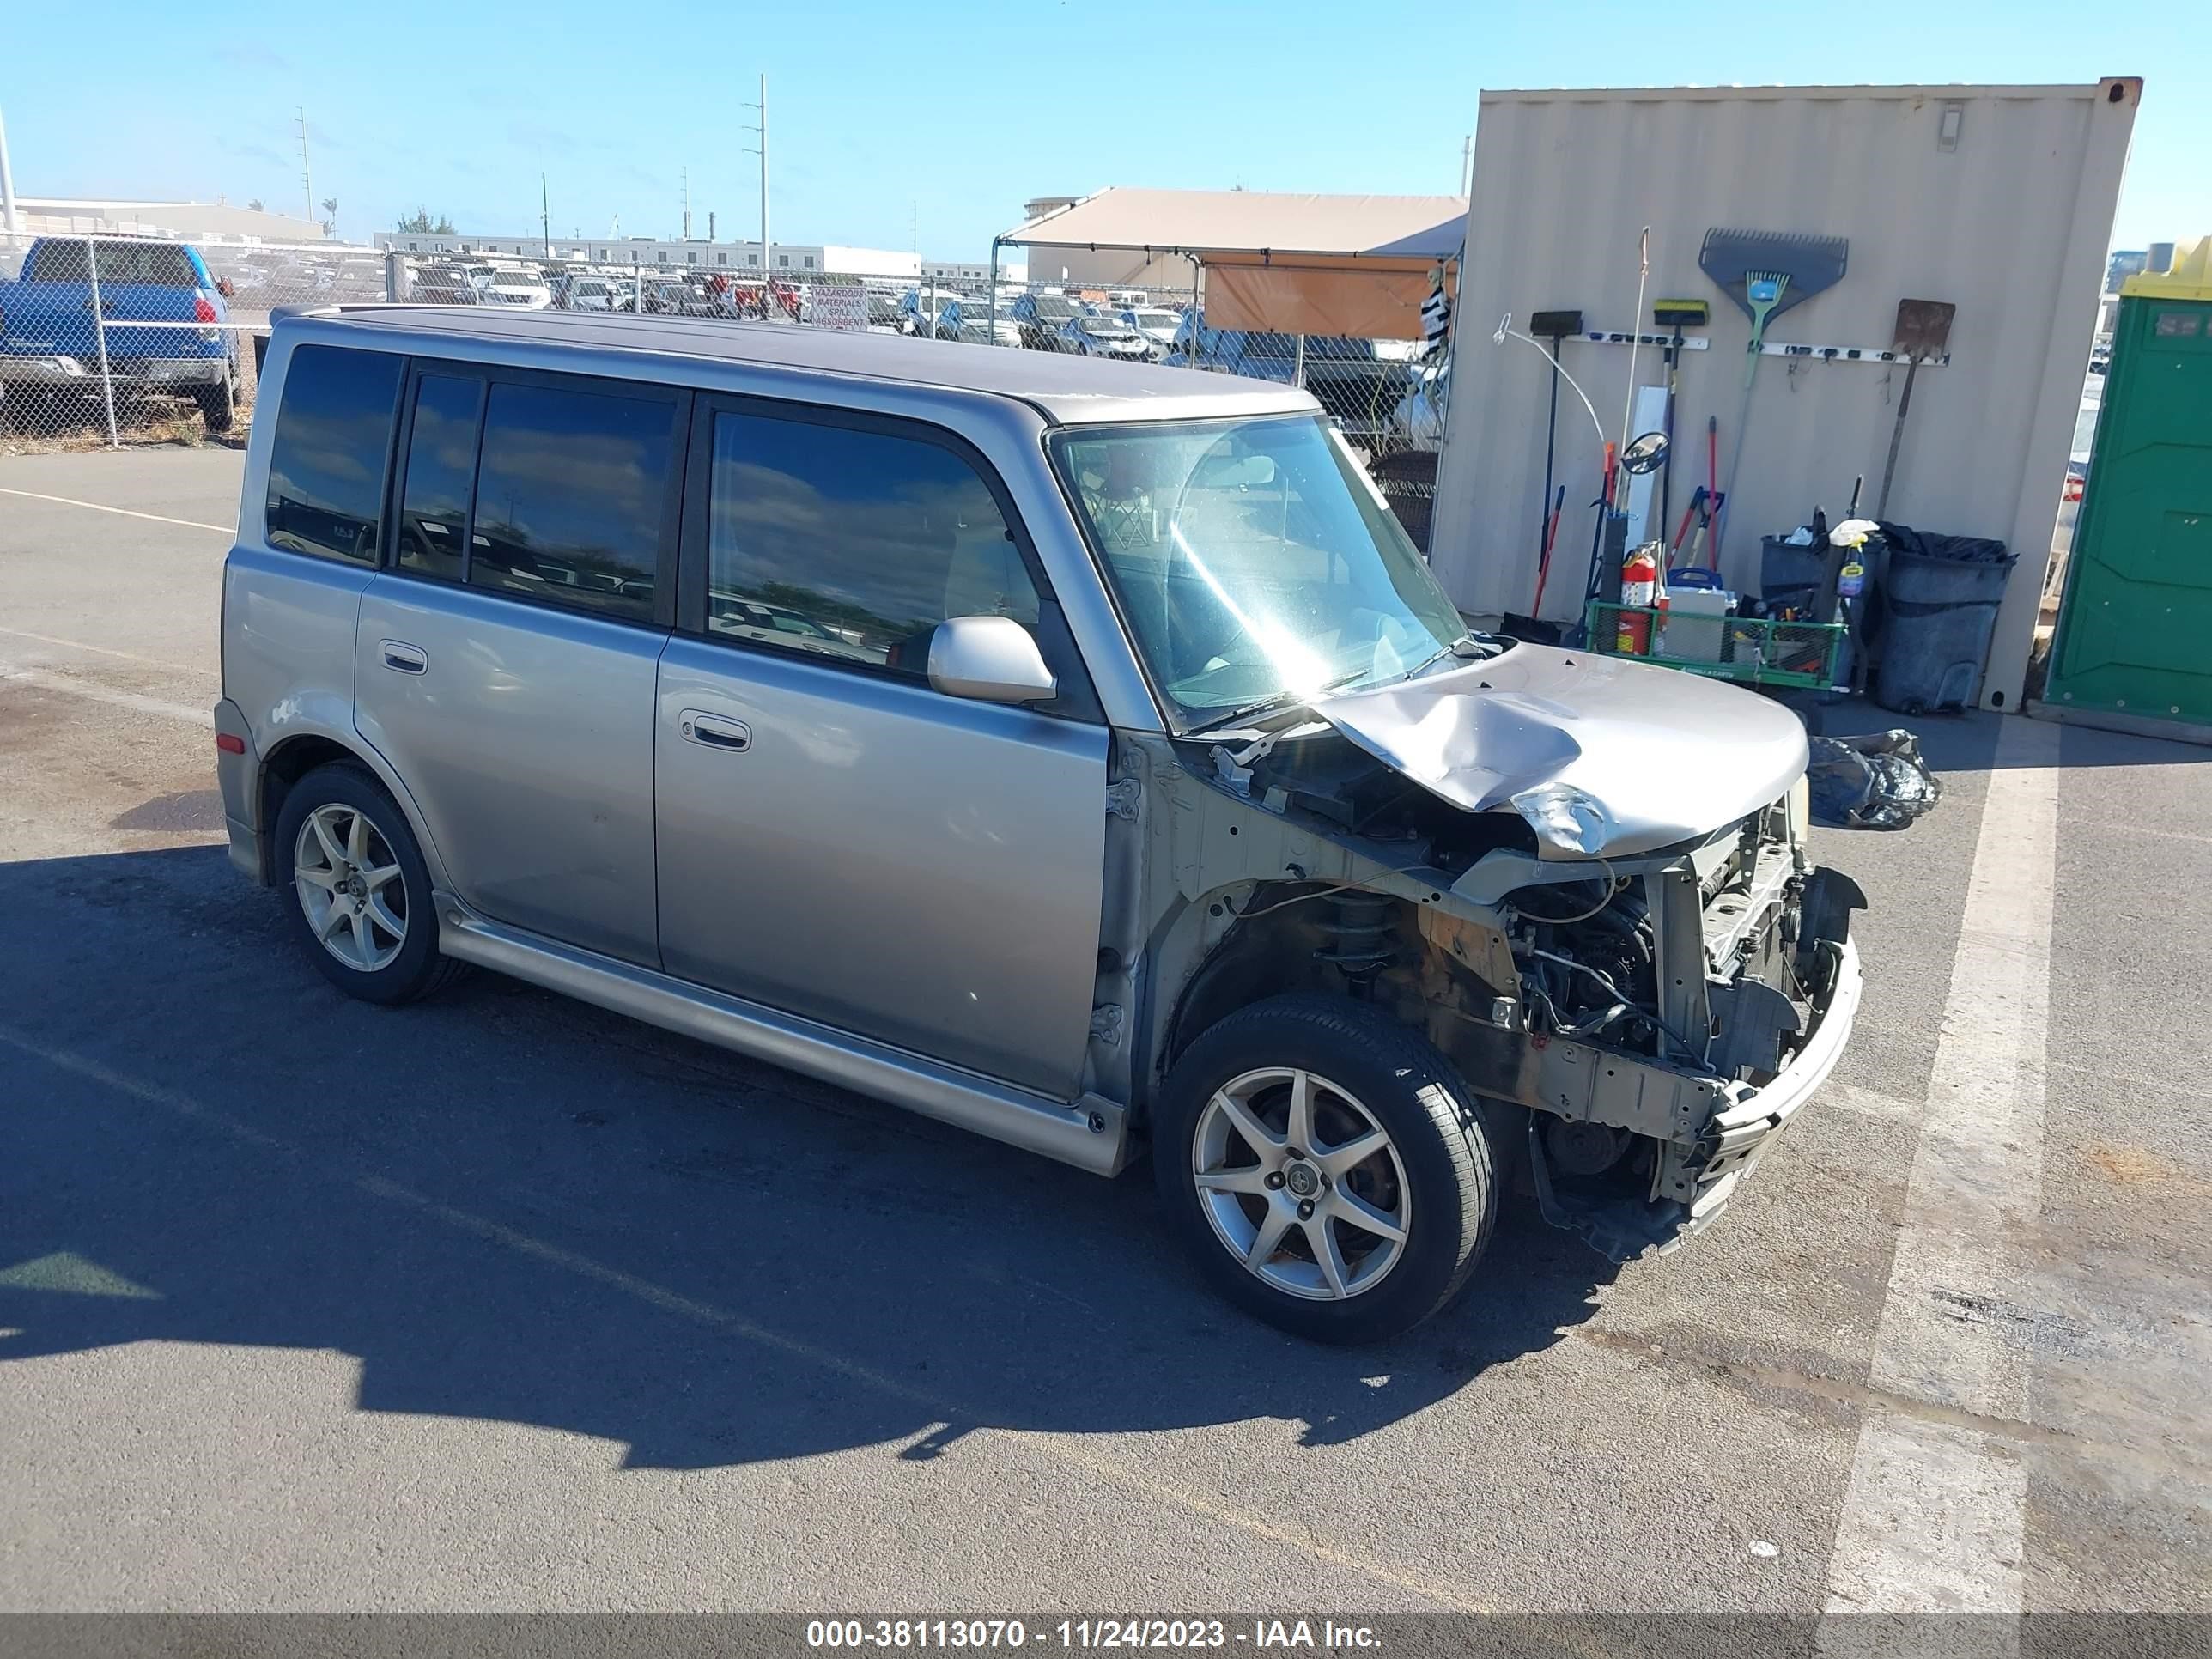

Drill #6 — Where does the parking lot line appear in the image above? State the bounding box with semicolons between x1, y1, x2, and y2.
1823;715;2062;1622
0;625;204;677
0;486;233;536
0;1022;1494;1615
0;666;214;729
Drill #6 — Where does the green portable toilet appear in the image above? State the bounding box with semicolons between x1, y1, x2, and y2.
2045;236;2212;736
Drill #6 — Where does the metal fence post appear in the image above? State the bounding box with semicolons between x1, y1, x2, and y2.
385;250;408;301
1292;332;1307;391
634;260;643;314
85;236;120;447
927;273;938;339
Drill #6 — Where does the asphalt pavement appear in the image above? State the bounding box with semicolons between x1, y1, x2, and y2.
1;447;2206;1624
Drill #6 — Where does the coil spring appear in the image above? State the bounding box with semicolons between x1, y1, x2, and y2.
1313;890;1395;981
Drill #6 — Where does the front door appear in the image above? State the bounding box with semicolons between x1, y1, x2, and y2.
353;362;685;968
653;398;1109;1097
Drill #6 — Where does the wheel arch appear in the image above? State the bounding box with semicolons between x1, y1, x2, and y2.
255;726;453;892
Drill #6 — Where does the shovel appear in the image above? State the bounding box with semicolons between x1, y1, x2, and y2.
1873;298;1957;520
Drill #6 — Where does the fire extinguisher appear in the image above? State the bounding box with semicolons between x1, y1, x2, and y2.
1618;544;1660;654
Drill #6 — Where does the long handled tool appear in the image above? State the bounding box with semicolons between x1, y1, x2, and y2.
1873;298;1957;520
1530;483;1567;617
1530;309;1583;568
1651;299;1709;547
1700;229;1849;562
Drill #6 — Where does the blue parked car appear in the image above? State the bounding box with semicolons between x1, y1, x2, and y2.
0;237;244;430
1164;315;1414;443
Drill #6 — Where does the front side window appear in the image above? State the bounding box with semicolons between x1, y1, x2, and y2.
466;380;672;622
396;374;483;583
264;344;404;566
704;410;1037;677
1052;416;1472;732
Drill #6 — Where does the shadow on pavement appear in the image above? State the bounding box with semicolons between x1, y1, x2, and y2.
1;844;1616;1472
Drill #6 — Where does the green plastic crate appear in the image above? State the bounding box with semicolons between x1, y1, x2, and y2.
1585;602;1846;689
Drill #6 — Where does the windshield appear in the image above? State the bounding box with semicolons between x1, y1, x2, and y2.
1133;310;1176;329
1053;415;1474;731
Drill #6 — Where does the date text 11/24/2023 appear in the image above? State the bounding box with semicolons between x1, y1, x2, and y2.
805;1619;1382;1650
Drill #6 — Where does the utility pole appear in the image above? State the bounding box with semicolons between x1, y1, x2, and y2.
295;108;313;226
708;210;716;243
1460;134;1473;197
743;76;768;265
681;166;690;241
0;105;20;235
541;172;551;258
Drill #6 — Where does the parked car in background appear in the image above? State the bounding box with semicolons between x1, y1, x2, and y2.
409;266;483;307
1060;313;1155;362
1011;291;1085;351
1166;316;1417;444
0;235;244;430
480;266;554;310
222;309;1863;1343
1121;307;1182;355
555;275;626;313
902;289;964;337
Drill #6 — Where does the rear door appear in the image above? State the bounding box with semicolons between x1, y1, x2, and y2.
352;362;685;968
653;398;1109;1097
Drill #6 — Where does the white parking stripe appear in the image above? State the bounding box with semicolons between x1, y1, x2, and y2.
1823;715;2062;1626
1;666;214;729
0;486;232;535
0;624;204;677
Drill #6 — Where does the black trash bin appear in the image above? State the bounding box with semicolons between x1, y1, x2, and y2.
1869;525;2017;714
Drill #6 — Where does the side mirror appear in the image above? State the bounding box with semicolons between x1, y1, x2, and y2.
216;277;236;299
928;615;1057;705
1620;429;1669;476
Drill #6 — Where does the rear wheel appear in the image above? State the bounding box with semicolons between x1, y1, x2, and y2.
274;763;460;1005
191;374;235;434
1154;994;1502;1344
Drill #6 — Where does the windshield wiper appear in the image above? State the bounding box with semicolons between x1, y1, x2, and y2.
1186;667;1372;735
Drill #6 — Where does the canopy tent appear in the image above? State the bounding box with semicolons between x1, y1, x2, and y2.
995;188;1466;340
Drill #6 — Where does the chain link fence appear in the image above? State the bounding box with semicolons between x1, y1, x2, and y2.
380;255;1450;544
0;230;382;451
2;231;1449;544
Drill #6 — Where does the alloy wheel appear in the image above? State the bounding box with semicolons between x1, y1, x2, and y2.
293;803;408;973
1190;1066;1411;1301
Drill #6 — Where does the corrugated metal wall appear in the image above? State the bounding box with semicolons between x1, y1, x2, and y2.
1430;80;2138;711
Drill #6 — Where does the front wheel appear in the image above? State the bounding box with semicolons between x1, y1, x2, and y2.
1153;994;1502;1344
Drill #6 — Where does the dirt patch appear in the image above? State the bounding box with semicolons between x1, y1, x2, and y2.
2082;1144;2212;1198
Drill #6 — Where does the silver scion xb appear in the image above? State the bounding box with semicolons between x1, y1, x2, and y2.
216;307;1863;1343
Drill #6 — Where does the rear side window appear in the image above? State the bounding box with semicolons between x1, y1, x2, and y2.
264;345;404;566
27;240;199;286
395;374;483;584
703;410;1038;676
467;381;672;622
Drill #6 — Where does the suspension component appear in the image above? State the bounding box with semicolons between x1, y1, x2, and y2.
1314;890;1395;983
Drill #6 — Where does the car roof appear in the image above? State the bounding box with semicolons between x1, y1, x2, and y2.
283;305;1318;424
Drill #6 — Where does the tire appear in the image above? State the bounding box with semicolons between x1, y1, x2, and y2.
191;375;236;434
1153;994;1502;1344
273;762;463;1006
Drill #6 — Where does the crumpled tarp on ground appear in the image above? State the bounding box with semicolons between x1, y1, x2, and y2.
1808;730;1942;830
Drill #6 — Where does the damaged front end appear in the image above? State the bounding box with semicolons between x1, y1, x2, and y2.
1133;646;1864;1265
1457;796;1865;1260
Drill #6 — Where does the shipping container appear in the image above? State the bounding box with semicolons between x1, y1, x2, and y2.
1430;79;2138;712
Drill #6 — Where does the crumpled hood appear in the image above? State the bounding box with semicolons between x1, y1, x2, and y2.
1307;642;1809;857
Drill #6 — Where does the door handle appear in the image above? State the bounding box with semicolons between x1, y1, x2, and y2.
380;640;428;674
678;709;750;751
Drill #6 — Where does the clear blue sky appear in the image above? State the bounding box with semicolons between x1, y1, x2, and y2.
4;1;2199;258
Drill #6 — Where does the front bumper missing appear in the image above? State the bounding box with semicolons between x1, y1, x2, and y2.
1527;935;1864;1261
